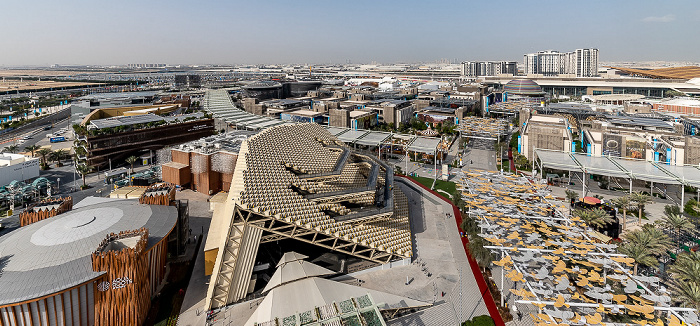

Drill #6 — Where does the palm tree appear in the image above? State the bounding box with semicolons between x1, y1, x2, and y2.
619;225;671;275
618;242;657;275
49;149;68;167
75;164;93;188
36;148;52;168
24;144;40;157
664;204;682;217
468;235;494;273
565;190;579;213
669;281;700;310
126;155;138;173
624;225;672;255
630;192;652;225
460;215;479;236
661;213;694;251
669;251;700;283
573;208;614;229
668;252;700;309
3;144;19;153
611;196;631;232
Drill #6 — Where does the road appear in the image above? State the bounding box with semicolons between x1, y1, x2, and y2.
1;116;71;149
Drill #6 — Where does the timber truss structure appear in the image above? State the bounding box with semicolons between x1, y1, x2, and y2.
205;124;413;311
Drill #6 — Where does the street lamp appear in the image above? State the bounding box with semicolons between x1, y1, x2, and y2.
73;162;76;192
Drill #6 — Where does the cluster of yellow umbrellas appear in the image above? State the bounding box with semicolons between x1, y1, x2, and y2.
458;169;685;325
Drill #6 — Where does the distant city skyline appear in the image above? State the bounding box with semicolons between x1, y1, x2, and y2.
2;0;699;66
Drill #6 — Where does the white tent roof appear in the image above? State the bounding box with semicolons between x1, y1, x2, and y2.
276;252;309;267
246;277;429;326
263;260;335;293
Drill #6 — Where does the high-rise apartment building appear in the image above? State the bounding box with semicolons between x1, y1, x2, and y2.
575;48;599;78
460;61;517;77
523;49;598;77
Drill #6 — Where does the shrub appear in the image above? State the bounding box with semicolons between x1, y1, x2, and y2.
462;315;495;326
685;199;700;217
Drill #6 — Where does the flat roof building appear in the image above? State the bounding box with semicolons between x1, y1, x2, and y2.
281;109;325;124
161;130;257;195
0;153;40;187
482;76;700;97
653;98;700;116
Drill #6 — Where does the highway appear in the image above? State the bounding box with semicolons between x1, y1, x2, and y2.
1;116;71;150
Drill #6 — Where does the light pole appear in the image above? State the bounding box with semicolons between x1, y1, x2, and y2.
73;162;76;192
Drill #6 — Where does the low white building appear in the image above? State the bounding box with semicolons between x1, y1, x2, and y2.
0;153;41;186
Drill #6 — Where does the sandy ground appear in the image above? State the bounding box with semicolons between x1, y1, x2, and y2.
0;69;92;77
0;80;98;92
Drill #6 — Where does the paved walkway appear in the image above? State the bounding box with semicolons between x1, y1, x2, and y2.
176;190;214;326
382;179;491;325
463;148;496;172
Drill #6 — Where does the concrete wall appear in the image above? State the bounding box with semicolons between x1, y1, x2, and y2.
522;125;569;159
685;137;700;165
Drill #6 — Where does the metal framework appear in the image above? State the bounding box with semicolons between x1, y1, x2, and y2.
458;169;697;325
206;124;413;311
534;148;700;201
242;208;397;263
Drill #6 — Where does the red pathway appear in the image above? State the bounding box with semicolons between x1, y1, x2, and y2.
398;176;505;326
508;149;517;174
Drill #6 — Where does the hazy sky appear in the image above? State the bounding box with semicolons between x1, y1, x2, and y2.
2;0;699;66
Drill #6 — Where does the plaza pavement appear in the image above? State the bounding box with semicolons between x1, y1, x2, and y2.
176;190;214;326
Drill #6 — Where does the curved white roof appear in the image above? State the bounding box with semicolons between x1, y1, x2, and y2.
0;199;177;305
263;259;335;293
276;251;308;267
246;257;430;326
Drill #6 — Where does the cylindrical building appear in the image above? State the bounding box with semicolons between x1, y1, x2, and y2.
242;81;284;100
0;200;177;326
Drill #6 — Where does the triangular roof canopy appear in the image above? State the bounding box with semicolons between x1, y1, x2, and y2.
263;259;335;293
247;277;430;326
276;251;309;267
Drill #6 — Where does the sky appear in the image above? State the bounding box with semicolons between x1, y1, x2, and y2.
2;0;699;66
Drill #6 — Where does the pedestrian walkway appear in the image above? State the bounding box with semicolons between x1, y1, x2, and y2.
388;177;499;325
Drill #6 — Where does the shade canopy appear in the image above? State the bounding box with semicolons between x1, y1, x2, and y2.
535;149;700;187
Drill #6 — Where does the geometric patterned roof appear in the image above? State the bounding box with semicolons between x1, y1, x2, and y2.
504;79;544;95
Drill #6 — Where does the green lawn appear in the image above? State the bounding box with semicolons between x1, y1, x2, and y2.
410;175;456;195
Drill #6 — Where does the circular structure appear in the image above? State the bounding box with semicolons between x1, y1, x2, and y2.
243;80;284;100
30;207;124;246
504;79;544;96
243;80;283;90
0;199;177;324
